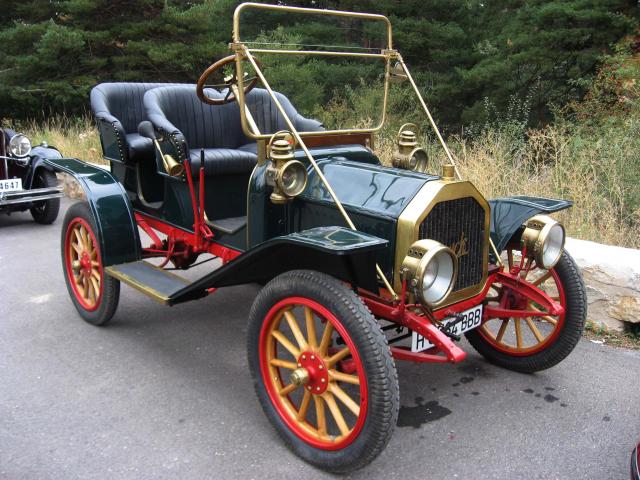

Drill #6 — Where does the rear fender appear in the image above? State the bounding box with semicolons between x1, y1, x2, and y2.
45;158;141;265
490;195;572;254
169;226;388;305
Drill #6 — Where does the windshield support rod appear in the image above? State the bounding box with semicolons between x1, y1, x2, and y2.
240;46;399;300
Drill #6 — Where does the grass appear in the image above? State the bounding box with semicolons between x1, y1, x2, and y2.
584;320;640;350
13;116;104;165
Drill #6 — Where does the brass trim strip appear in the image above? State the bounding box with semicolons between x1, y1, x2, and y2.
394;179;491;306
238;48;388;59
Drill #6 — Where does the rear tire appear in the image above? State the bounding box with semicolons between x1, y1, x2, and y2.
30;169;60;224
247;270;398;473
61;201;120;326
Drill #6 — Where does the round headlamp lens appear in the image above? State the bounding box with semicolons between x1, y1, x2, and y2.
422;250;455;304
541;223;564;268
9;134;32;158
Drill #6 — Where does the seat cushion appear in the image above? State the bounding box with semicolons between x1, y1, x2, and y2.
189;148;257;176
126;133;154;163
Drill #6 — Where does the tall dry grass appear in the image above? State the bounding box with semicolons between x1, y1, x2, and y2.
17;116;104;165
13;114;640;249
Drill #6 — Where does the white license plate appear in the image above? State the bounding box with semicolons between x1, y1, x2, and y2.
0;178;22;192
411;304;483;352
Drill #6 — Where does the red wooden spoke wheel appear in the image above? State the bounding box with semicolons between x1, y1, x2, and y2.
248;270;398;473
61;202;120;326
259;297;367;450
466;246;587;373
65;216;102;311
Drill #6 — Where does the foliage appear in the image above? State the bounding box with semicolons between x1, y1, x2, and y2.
0;0;636;127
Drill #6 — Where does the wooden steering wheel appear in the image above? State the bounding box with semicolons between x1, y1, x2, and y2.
196;55;260;106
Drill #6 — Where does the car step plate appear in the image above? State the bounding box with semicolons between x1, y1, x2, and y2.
105;261;190;304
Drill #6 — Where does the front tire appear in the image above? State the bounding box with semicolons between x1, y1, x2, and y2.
247;270;399;473
30;169;60;224
61;202;120;326
466;249;586;373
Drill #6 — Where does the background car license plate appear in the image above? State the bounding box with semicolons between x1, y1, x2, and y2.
0;178;22;192
411;304;483;352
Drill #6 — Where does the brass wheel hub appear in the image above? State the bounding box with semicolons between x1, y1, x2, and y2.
297;351;329;394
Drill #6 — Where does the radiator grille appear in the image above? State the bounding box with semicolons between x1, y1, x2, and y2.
418;197;485;292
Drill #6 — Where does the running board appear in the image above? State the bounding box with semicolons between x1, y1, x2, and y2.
105;261;191;304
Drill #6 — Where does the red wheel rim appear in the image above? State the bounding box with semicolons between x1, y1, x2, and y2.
64;217;103;312
479;250;566;356
258;297;368;450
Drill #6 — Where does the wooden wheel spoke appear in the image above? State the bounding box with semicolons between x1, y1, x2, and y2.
525;317;544;343
90;277;100;300
270;358;297;370
71;242;83;255
329;384;360;416
297;390;312;421
496;319;509;343
73;228;84;249
323;392;350;436
80;226;91;251
284;310;307;350
532;270;552;286
318;322;334;356
328;370;360;385
314;395;327;435
82;277;90;300
326;347;350;367
514;318;523;349
271;330;301;358
530;306;558;325
91;269;101;281
304;307;317;349
279;382;298;396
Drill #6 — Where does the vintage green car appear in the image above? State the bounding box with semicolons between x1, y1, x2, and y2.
47;2;586;472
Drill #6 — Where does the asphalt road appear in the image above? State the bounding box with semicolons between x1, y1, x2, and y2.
1;198;639;480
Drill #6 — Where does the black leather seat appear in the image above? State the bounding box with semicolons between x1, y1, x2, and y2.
143;85;324;176
91;82;185;163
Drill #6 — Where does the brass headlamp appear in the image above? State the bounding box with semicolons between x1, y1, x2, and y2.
266;132;308;204
521;215;566;269
392;123;428;173
401;239;458;306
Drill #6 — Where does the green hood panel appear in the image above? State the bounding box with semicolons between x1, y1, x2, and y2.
302;159;437;219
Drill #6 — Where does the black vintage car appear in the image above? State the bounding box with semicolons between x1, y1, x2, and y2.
45;2;587;473
0;127;63;224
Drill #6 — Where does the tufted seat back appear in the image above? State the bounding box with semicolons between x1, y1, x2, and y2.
144;86;324;176
91;82;181;133
91;82;187;163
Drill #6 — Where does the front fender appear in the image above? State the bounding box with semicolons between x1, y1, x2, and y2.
490;195;572;254
169;226;388;305
44;158;141;266
26;146;62;187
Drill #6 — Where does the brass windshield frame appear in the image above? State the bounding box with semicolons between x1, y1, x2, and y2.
227;2;502;300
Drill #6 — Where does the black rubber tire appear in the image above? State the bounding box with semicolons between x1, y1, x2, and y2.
61;201;120;326
465;251;587;373
247;270;399;473
30;169;60;224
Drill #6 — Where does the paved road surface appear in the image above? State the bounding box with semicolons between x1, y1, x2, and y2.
1;199;639;480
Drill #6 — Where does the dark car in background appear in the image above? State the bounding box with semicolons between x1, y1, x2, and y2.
0;128;63;224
